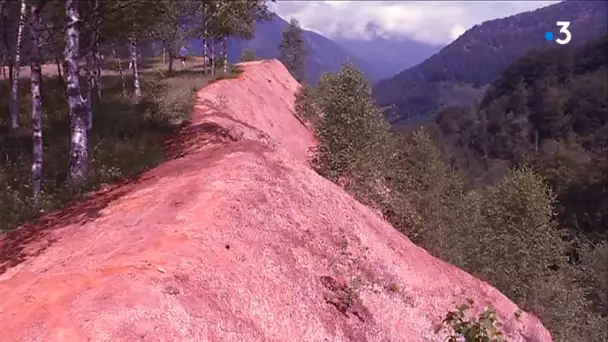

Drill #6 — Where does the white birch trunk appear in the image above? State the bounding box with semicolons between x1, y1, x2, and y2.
1;0;12;83
202;5;208;75
129;38;141;98
65;0;88;186
10;0;27;131
112;43;126;96
210;38;215;76
29;1;43;198
0;0;5;81
222;37;228;73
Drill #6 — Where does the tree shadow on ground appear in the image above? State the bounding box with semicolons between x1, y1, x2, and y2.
0;71;188;275
0;176;142;275
0;63;250;276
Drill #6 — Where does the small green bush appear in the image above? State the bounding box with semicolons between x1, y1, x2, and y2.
437;299;509;342
240;49;257;62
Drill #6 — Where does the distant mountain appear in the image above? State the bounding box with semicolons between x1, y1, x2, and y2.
333;35;441;80
186;14;379;84
373;0;608;125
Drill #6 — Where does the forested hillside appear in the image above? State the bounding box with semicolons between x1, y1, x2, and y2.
433;34;608;242
374;0;608;125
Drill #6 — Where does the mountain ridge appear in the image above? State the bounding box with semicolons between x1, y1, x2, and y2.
373;0;608;125
187;14;381;84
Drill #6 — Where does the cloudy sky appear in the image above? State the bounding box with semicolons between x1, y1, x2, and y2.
269;1;561;45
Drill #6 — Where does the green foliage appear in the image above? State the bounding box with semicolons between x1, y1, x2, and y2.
197;0;272;42
438;300;507;342
293;83;319;124
0;63;237;232
580;241;608;316
308;47;607;341
470;168;566;298
384;128;465;250
240;49;256;62
311;63;391;188
279;18;308;83
427;38;608;340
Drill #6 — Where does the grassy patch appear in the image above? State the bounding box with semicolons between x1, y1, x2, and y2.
0;62;241;232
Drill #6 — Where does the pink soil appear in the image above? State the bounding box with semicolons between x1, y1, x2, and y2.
0;60;551;341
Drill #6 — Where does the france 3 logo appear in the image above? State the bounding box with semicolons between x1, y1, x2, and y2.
544;21;572;45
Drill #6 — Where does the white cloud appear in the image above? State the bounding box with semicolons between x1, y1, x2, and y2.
269;1;561;45
450;25;466;41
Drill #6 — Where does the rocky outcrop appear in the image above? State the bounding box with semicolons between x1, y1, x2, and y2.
0;60;551;341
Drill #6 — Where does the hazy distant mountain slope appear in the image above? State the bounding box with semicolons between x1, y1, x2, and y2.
187;14;378;84
373;0;608;125
334;35;441;80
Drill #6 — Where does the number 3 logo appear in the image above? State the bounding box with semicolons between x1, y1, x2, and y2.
556;21;572;45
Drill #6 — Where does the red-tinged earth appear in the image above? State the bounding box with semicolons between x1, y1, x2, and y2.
0;60;552;341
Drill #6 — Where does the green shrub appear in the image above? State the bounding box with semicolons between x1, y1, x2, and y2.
240;49;257;62
293;83;319;125
437;299;510;342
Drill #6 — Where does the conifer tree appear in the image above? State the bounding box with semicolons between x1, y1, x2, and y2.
279;18;307;83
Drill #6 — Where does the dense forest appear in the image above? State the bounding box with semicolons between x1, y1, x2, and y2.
295;29;608;341
433;34;608;241
373;0;608;125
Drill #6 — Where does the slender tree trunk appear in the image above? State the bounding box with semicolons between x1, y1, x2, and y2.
54;54;64;82
10;0;27;131
202;6;208;75
112;43;126;96
30;0;43;198
65;0;88;186
0;54;6;79
222;36;228;73
162;41;166;64
0;0;8;81
1;0;13;86
85;53;93;130
92;0;101;101
129;37;141;99
203;38;208;74
168;50;174;73
210;38;215;75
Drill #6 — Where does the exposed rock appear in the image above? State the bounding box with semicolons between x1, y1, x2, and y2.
0;60;551;341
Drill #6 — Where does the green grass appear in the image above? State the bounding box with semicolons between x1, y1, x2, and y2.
0;62;242;232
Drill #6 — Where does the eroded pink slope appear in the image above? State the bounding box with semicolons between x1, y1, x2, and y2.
0;60;551;341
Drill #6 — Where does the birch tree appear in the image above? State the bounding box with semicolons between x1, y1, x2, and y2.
29;0;43;197
0;0;8;79
100;0;163;99
80;0;101;128
156;0;195;74
111;42;126;96
10;0;27;131
129;37;141;98
65;0;88;186
202;0;272;74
